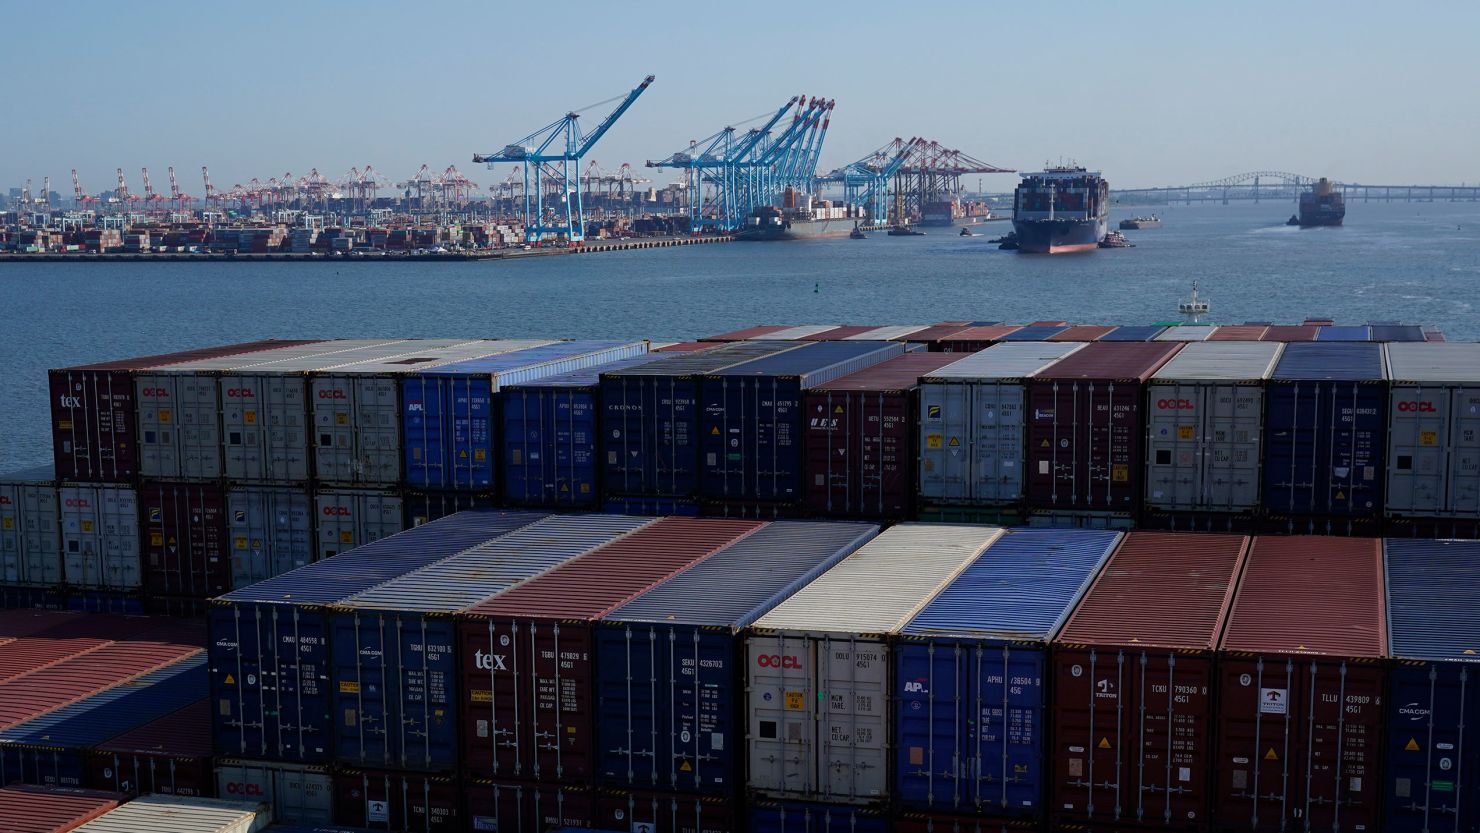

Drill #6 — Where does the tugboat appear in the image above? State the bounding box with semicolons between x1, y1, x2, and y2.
959;227;973;237
1098;230;1134;248
1178;280;1210;315
1286;214;1300;226
995;232;1019;250
849;224;868;240
1119;215;1161;230
888;225;926;236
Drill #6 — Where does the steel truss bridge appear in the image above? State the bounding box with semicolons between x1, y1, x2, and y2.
1110;171;1480;204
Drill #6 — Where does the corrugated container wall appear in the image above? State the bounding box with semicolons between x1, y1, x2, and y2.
226;486;313;589
215;759;333;824
1144;342;1283;514
1384;343;1480;519
595;521;881;795
1383;538;1480;833
917;343;1087;506
746;524;1006;805
58;484;138;591
0;465;62;588
700;325;794;342
1051;531;1250;832
1154;326;1215;342
312;488;403;560
87;699;213;798
999;325;1069;342
402;340;646;491
748;802;890;833
1262;342;1388;519
137;481;228;599
1214;536;1387;833
68;795;271;833
803;353;961;518
329;768;460;832
0;784;122;833
401;490;495;528
895;528;1122;823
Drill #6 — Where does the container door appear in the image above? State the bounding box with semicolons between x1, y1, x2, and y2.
447;375;494;490
1386;385;1445;516
1300;660;1384;833
333;771;462;833
1208;382;1265;512
1051;648;1130;828
395;617;458;772
819;636;889;802
312;375;356;484
701;377;748;500
917;382;968;502
894;640;972;812
748;634;816;797
51;369;135;482
315;491;403;560
1145;382;1202;511
1386;662;1475;833
227;488;312;589
1216;656;1300;832
140;482;228;598
597;624;661;788
602;377;651;496
756;379;805;502
804;392;849;515
502;388;542;504
334;611;395;768
402;376;445;489
216;761;333;823
1026;383;1074;510
1332;383;1387;516
977;643;1047;819
1448;386;1480;515
356;376;403;486
1130;652;1214;828
974;381;1028;504
61;485;140;590
528;620;594;782
672;629;739;794
460;618;526;778
210;605;332;763
0;484;61;587
136;373;180;479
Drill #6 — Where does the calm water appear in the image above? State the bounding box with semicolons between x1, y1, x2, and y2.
3;200;1478;468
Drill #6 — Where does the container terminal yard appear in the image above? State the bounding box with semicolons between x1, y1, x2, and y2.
1;321;1477;832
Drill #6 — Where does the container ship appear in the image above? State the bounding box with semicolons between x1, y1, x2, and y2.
918;198;995;227
733;189;873;240
1010;166;1109;253
1296;177;1345;227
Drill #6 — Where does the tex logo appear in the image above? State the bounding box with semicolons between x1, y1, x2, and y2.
474;649;508;671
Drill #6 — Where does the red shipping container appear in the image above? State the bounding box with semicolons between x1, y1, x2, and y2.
895;322;975;350
893;811;1015;832
699;325;792;342
1026;342;1182;512
464;780;595;831
85;700;213;797
50;340;318;482
594;790;737;833
1052;531;1250;832
1208;325;1270;341
0;613;171;683
1214;536;1387;833
803;352;961;518
1048;325;1116;341
138;481;229;598
0;610;78;646
655;341;719;353
0;784;122;832
799;325;877;340
937;325;1023;353
332;769;461;832
458;518;762;782
1260;325;1320;342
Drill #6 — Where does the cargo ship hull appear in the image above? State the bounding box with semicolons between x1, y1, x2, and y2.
734;218;879;241
917;214;996;227
1011;216;1108;253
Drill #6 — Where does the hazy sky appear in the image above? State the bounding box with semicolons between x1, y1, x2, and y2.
7;1;1477;193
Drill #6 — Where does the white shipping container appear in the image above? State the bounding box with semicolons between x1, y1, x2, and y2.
746;524;1004;804
59;483;139;590
215;759;333;824
917;343;1086;504
72;794;271;833
1385;343;1480;517
1144;342;1283;512
752;325;840;340
313;488;404;560
1153;325;1217;342
0;466;62;587
227;487;313;589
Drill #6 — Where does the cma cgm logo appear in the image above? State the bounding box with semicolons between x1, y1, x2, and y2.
474;650;508;671
756;654;801;669
140;388;169;397
225;388;256;398
224;782;265;797
322;506;352;517
1157;399;1194;410
64;498;91;508
319;389;347;400
1397;401;1436;413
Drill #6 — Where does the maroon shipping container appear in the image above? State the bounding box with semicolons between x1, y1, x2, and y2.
332;769;461;832
937;325;1023;353
464;780;595;831
0;613;170;683
458;518;763;782
895;322;974;349
1026;342;1182;512
49;340;320;482
803;352;961;518
594;790;737;833
656;342;719;353
85;700;213;797
138;481;229;598
1208;325;1269;341
893;811;1014;832
0;784;123;832
699;325;792;342
1259;325;1320;342
1214;536;1387;833
1051;531;1250;832
800;325;877;340
1048;325;1116;341
0;610;79;645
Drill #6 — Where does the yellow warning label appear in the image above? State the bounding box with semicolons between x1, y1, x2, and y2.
560;483;570;493
1178;425;1194;441
458;450;468;459
710;426;721;435
470;689;492;703
1040;439;1051;448
224;674;236;686
235;536;248;550
339;681;360;694
1112;464;1129;482
244;411;257;425
567;726;576;734
1421;431;1438;447
926;434;942;449
1335;490;1346;500
679;759;693;772
81;520;94;533
1;519;11;530
1098;737;1111;749
150;532;164;547
834;405;844;413
158;409;172;424
474;449;487;462
335;413;348;425
580;484;590;494
785;691;805;711
1466;649;1476;655
1406;737;1421;752
1265;748;1279;761
340;531;354;544
948;437;961;447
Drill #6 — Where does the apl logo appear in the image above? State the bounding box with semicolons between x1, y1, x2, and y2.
319;389;347;400
1157;399;1194;410
904;681;928;693
757;654;802;669
322;506;352;516
225;388;255;398
407;401;423;412
140;387;169;397
224;782;265;797
474;649;508;671
1397;401;1437;413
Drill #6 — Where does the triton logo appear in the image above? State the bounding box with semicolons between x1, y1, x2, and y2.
225;389;255;398
140;388;169;397
322;506;351;517
1397;401;1436;413
1157;399;1194;410
58;396;82;409
474;650;508;671
319;389;347;400
756;654;801;669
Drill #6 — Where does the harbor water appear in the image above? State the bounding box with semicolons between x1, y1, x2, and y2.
3;200;1478;467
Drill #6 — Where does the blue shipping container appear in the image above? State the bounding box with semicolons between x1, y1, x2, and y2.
402;341;648;491
1383;538;1480;833
997;325;1069;341
1097;325;1167;342
402;490;495;528
748;802;889;833
699;341;905;502
1316;325;1371;341
0;654;204;788
503;353;676;508
595;521;879;794
894;528;1121;820
328;515;651;772
601;342;805;499
209;511;547;763
602;497;699;517
1372;324;1427;342
65;590;144;614
1263;342;1388;517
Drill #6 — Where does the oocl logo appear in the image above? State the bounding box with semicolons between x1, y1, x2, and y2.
319;389;347;400
140;387;169;397
1157;399;1194;410
225;388;255;398
1397;401;1436;413
224;782;265;797
756;654;801;669
322;505;352;517
64;498;90;508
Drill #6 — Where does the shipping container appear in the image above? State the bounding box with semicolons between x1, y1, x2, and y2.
998;325;1070;342
1384;343;1480;519
1207;325;1270;342
401;490;495;527
209;511;548;763
751;326;845;340
1051;531;1250;832
747;801;889;833
459;517;763;782
918;343;1088;506
699;326;794;342
894;323;975;350
137;480;229;598
58;483;138;591
604;497;700;517
402;341;647;491
0;784;122;833
0;613;162;683
1154;326;1216;342
1047;325;1115;342
601;342;804;498
801;326;879;341
593;790;738;833
227;486;313;589
70;795;271;833
330;515;651;772
1371;324;1427;342
503;353;676;509
87;700;212;797
655;341;717;353
844;325;929;341
1214;536;1387;833
330;768;460;832
746;524;1005;805
0;654;204;789
464;780;595;832
1383;538;1480;833
596;521;880;794
803;353;960;519
1317;325;1371;341
215;759;334;824
0;465;62;587
1099;326;1168;342
895;528;1122;821
936;326;1023;353
51;339;314;482
1263;342;1388;518
1026;342;1182;512
1144;342;1283;514
1261;325;1320;342
891;810;1016;832
313;489;404;560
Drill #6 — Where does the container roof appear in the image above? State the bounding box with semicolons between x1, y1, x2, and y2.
420;340;641;376
1098;325;1168;342
601;341;803;377
709;340;903;378
936;324;1023;343
1385;343;1480;383
1153;326;1216;342
1207;325;1269;342
1261;325;1320;342
751;325;842;340
504;352;675;389
1316;325;1371;341
1151;342;1283;381
1385;539;1480;663
844;325;929;341
142;339;407;372
57;339;328;372
1030;341;1181;381
1271;342;1387;381
315;339;553;375
998;325;1070;341
699;325;793;341
1047;325;1116;342
809;352;963;392
70;795;269;832
924;342;1087;381
0;654;203;749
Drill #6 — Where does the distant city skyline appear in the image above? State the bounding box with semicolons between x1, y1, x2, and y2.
6;1;1477;193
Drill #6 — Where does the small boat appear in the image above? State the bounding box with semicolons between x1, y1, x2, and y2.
1098;230;1134;248
1285;214;1300;226
888;225;926;236
996;232;1019;250
849;225;867;240
1179;281;1210;315
1119;215;1161;230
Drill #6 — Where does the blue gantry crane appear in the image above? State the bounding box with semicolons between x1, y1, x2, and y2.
474;75;654;244
821;137;922;224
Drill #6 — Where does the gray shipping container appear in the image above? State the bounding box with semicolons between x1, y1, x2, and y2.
1144;342;1283;512
71;795;272;833
227;487;314;590
59;483;139;590
917;343;1086;504
1153;325;1216;342
215;759;333;823
313;488;404;560
0;465;62;587
1385;342;1480;517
